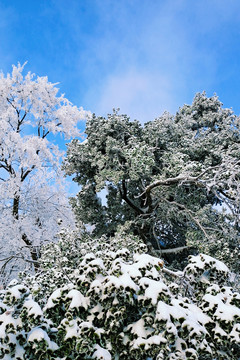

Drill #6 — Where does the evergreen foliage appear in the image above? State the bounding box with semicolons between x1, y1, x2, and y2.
0;229;239;359
0;77;239;359
63;94;240;270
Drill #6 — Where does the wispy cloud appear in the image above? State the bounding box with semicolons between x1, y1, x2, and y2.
91;69;174;123
1;0;240;122
81;0;220;120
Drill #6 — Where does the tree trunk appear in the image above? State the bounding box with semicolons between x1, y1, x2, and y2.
13;195;40;272
21;234;40;271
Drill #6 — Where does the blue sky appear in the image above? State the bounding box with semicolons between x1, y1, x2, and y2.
1;0;240;125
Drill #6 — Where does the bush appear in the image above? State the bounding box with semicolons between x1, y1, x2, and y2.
0;229;239;359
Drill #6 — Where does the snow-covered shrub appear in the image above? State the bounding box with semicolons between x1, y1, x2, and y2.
0;229;239;359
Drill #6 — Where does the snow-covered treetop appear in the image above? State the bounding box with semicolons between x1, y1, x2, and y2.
0;62;90;137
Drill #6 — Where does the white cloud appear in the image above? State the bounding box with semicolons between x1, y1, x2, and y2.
80;0;220;121
93;69;175;123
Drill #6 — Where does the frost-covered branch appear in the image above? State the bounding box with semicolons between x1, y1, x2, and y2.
160;198;210;239
141;165;223;197
156;245;190;255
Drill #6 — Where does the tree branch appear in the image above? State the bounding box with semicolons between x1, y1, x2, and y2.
140;165;222;197
119;179;144;215
160;197;210;239
162;267;184;277
156;245;190;254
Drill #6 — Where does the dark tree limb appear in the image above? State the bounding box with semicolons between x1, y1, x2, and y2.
119;179;144;215
12;194;40;271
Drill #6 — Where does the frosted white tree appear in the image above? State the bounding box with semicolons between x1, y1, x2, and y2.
0;63;90;283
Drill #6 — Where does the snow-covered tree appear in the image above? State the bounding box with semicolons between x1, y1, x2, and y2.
0;228;239;359
63;94;240;271
0;63;89;283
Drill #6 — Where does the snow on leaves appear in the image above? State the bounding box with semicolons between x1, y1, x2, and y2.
63;95;240;272
0;230;239;359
